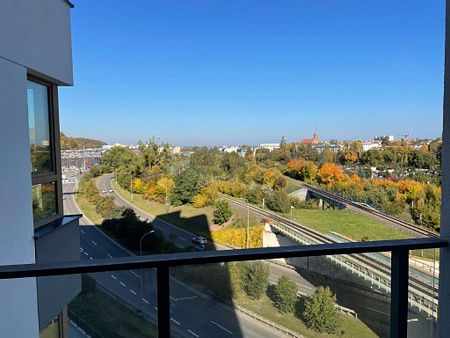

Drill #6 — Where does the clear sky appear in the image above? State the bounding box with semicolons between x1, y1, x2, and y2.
59;0;445;146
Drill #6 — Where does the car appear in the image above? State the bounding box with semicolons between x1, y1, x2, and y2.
101;190;107;194
195;244;205;251
109;189;114;193
192;236;207;245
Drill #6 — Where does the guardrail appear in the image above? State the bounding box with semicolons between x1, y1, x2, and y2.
0;238;446;338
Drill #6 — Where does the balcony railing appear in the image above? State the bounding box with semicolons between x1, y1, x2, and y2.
0;237;446;338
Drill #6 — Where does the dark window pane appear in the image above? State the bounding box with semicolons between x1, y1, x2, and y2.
27;80;53;174
32;182;57;224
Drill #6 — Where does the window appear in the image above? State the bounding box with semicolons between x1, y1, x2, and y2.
27;77;62;228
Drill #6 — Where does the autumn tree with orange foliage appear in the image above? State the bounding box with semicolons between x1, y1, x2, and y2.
318;163;345;185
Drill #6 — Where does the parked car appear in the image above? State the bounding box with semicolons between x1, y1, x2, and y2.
192;236;207;245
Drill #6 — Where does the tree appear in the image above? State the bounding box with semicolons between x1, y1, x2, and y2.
273;276;298;313
303;287;342;334
138;137;170;170
157;177;175;212
171;167;207;205
318;162;344;185
242;262;269;299
95;196;116;217
213;200;233;224
266;191;290;213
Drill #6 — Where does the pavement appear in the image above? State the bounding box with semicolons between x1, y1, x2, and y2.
63;180;288;338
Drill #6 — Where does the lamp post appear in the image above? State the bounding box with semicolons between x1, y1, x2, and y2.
290;205;294;221
240;198;250;249
139;229;155;314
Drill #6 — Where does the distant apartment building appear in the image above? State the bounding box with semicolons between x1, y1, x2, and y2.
315;143;341;154
259;143;280;151
362;141;382;151
0;1;80;337
223;146;240;153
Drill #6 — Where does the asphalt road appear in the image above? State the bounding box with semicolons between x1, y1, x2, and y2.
63;181;287;338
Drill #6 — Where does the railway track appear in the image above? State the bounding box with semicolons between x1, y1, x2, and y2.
224;195;439;300
285;176;438;238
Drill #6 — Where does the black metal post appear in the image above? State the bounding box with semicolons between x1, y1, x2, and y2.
390;249;409;338
157;266;171;337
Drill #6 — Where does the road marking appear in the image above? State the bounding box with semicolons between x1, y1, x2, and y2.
178;237;188;242
187;329;199;337
80;248;84;252
91;240;98;246
210;320;233;335
142;298;150;304
111;275;117;280
173;296;198;302
120;282;126;287
80;229;85;234
171;318;181;325
106;253;113;258
408;318;419;323
170;296;176;301
129;289;137;295
359;305;389;316
89;257;93;261
130;271;140;278
84;252;88;256
154;306;158;311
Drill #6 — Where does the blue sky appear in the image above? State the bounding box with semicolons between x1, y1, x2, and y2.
59;0;445;145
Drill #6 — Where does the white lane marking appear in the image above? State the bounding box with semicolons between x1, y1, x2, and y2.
210;320;233;335
91;240;98;246
171;318;181;325
80;229;85;234
130;271;140;278
80;248;84;252
173;296;198;302
142;298;149;304
84;252;89;256
408;318;419;323
154;306;158;311
187;329;200;337
111;275;117;280
120;282;126;287
178;237;188;242
89;257;94;261
170;296;176;301
129;289;137;295
106;253;113;258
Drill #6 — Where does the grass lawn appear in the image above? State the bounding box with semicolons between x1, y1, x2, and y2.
70;279;157;338
236;293;377;338
113;179;261;235
283;208;410;242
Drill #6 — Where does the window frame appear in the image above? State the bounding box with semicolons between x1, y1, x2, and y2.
28;74;63;228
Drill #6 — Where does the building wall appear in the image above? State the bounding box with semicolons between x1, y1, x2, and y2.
0;0;73;85
0;57;40;338
0;0;73;336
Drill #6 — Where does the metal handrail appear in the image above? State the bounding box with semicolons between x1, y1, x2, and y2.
0;237;446;338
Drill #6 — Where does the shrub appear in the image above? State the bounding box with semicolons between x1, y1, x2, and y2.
241;261;269;300
213;200;233;224
273;276;298;313
209;226;264;248
303;287;342;334
266;191;290;213
192;194;208;208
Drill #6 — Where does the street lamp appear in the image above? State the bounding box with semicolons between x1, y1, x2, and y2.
240;197;250;249
290;205;294;221
139;228;155;314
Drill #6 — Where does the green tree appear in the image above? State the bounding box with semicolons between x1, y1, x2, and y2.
95;196;116;217
171;167;207;205
242;262;269;299
266;190;290;213
213;200;233;225
303;287;342;334
273;276;298;313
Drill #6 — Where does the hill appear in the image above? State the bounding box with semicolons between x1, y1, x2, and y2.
61;132;106;150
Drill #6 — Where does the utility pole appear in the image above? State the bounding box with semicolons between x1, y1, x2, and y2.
139;229;155;314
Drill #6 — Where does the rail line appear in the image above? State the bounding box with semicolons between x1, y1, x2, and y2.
224;195;439;301
285;176;438;238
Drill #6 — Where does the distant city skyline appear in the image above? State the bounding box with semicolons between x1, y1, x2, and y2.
59;1;445;145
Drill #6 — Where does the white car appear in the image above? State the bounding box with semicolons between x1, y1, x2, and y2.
101;190;107;194
109;189;114;193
